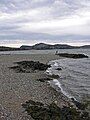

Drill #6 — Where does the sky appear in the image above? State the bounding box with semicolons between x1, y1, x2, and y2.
0;0;90;47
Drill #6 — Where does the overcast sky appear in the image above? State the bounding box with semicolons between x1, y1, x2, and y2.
0;0;90;47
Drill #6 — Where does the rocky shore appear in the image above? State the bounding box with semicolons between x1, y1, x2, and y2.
0;54;89;120
0;54;63;120
22;100;90;120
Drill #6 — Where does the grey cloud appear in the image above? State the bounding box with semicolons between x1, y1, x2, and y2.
0;31;90;41
0;0;86;14
0;0;90;46
0;0;54;13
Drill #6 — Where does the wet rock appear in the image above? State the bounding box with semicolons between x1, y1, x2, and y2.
81;111;90;120
9;66;26;73
48;74;60;79
56;68;62;71
9;61;51;73
71;98;86;110
56;53;88;59
37;74;60;82
37;77;53;82
22;100;90;120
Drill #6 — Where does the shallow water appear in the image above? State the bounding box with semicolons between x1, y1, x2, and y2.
47;49;90;102
0;48;89;55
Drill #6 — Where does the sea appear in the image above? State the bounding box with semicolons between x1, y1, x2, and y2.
46;49;90;102
0;49;90;102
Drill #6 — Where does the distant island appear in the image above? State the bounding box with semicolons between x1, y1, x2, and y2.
0;43;90;51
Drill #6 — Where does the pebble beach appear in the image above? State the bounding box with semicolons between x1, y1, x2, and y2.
0;54;72;120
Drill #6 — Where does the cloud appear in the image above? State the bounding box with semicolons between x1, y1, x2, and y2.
0;0;90;47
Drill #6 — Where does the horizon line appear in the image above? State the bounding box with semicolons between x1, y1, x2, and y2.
0;42;90;48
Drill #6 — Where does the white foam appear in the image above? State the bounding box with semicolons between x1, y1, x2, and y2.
46;69;50;73
54;62;59;67
46;60;75;100
46;69;52;75
53;79;71;98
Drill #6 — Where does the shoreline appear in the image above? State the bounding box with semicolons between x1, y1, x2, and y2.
0;53;89;119
0;54;72;120
46;60;77;101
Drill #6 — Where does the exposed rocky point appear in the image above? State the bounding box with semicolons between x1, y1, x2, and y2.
9;61;51;73
56;53;88;59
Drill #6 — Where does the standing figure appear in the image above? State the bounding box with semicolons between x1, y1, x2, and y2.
55;50;58;55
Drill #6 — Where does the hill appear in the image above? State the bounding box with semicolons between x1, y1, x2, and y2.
0;43;90;51
80;45;90;49
20;43;77;50
0;46;20;51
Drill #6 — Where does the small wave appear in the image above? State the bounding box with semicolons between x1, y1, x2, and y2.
50;79;75;99
50;57;90;101
47;61;76;100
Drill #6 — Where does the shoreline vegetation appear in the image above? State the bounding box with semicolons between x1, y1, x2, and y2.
9;60;90;120
0;54;90;119
0;43;90;51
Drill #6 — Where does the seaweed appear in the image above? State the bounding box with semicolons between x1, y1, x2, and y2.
22;100;90;120
9;61;51;73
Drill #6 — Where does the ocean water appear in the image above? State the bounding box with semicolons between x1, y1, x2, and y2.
46;49;90;102
0;49;90;102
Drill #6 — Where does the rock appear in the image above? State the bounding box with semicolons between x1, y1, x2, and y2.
71;98;86;110
48;74;60;79
56;53;88;59
37;77;53;82
22;100;90;120
56;68;62;71
54;101;58;104
9;66;26;73
9;61;51;73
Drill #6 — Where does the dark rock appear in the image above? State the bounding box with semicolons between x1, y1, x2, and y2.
9;66;26;73
22;100;90;120
81;111;90;120
37;77;53;82
48;74;60;79
9;61;51;73
16;61;51;71
56;68;62;71
71;98;86;110
56;53;88;59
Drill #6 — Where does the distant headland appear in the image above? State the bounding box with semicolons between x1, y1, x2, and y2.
0;43;90;51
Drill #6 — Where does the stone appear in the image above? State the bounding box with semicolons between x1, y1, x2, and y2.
37;77;53;82
56;68;62;71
